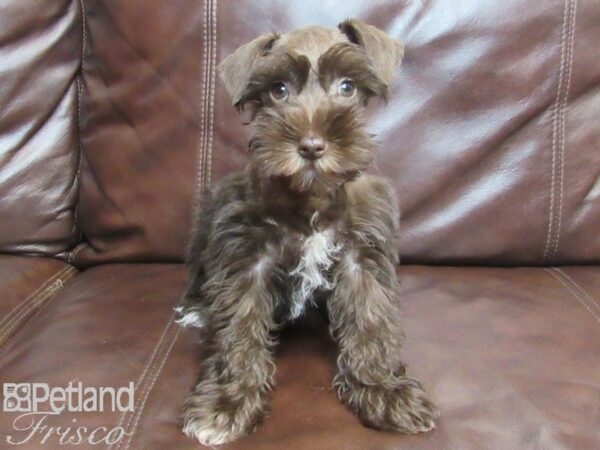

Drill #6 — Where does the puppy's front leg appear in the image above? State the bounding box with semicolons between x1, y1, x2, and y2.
329;244;438;433
182;254;277;445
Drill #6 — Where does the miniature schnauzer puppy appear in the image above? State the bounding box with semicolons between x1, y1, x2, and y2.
176;19;437;445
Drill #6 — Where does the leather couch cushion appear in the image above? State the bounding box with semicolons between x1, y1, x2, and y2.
1;264;598;449
0;264;193;448
73;1;205;266
0;0;81;255
72;0;600;266
0;255;76;346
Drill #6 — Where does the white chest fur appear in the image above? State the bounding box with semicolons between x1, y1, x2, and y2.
289;228;342;319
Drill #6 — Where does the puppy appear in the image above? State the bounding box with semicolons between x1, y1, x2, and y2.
176;20;437;445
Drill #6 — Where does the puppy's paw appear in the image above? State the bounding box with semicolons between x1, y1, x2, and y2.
181;387;268;445
336;375;438;434
182;412;238;446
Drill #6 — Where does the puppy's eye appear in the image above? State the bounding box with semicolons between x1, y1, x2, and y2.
338;79;356;97
270;81;289;101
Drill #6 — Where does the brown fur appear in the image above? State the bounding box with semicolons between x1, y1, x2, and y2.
177;20;437;446
318;42;388;100
238;49;311;110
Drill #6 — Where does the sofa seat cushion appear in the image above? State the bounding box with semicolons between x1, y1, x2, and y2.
0;264;598;449
0;255;76;347
0;264;192;449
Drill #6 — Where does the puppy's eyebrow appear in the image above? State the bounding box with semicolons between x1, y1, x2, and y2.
318;43;387;99
238;50;310;105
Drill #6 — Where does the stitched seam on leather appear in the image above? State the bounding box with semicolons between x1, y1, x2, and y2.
546;268;600;324
69;243;88;263
189;0;210;251
122;328;181;450
0;267;77;347
0;281;66;344
114;316;178;450
110;312;177;450
0;266;75;332
543;0;577;262
197;0;209;193
550;0;577;260
554;268;600;314
0;267;76;339
70;0;88;262
0;266;69;332
543;0;569;262
188;0;213;259
0;267;78;356
111;314;174;450
206;0;217;185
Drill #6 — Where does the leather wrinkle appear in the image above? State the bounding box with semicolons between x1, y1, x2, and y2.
4;82;76;165
95;1;200;122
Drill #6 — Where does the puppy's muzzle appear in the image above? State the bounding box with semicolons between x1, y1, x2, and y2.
298;135;326;160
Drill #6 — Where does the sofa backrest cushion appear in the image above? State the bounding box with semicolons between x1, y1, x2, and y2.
67;0;600;266
0;0;82;256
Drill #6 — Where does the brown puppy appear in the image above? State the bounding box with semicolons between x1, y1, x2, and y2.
176;20;437;445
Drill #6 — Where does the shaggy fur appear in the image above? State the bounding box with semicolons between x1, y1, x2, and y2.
176;19;437;445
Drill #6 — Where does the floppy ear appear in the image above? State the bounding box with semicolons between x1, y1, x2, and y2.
338;19;404;86
218;32;280;106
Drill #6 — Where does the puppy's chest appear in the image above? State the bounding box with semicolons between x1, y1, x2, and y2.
279;227;343;320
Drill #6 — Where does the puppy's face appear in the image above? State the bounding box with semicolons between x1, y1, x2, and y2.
220;21;404;193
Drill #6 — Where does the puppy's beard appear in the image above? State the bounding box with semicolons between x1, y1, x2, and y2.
289;164;328;192
252;146;335;193
274;157;344;193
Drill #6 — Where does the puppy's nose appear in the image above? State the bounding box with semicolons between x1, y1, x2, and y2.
298;136;325;160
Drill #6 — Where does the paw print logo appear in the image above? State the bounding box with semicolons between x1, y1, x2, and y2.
3;384;31;412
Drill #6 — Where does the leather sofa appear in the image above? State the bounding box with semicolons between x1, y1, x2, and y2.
1;1;598;449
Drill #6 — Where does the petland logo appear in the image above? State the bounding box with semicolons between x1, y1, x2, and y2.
2;382;134;446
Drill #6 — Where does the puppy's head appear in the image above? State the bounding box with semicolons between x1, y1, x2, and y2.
219;20;404;193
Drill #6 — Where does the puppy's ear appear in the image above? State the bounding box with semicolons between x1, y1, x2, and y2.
338;19;404;86
219;32;280;106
